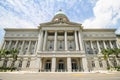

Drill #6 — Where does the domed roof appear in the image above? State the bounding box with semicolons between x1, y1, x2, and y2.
51;9;69;23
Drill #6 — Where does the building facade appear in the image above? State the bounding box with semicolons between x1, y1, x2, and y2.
0;11;120;72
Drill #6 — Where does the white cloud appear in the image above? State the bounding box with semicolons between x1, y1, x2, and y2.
0;0;56;29
83;0;120;31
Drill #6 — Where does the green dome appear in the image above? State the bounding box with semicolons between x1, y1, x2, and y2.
52;9;69;22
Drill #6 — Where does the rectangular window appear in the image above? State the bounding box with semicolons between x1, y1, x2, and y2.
48;40;54;51
58;40;64;51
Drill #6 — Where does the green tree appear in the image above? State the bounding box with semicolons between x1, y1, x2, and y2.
101;49;109;60
101;49;113;68
113;48;120;58
1;49;11;68
10;49;18;71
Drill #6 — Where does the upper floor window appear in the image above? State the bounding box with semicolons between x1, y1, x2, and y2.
58;40;64;50
68;40;74;50
48;40;54;51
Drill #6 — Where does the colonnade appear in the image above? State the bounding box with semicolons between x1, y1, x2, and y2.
37;30;84;51
1;40;37;55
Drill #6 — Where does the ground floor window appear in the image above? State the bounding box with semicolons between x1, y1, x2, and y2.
58;60;65;70
45;60;51;70
72;59;78;70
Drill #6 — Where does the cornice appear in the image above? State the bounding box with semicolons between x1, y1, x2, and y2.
83;28;116;32
4;28;38;31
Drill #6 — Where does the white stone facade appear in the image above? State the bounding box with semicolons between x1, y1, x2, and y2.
0;11;120;72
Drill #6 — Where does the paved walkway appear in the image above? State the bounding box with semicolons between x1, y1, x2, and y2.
0;72;120;80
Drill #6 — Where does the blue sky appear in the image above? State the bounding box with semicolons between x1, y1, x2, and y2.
0;0;120;42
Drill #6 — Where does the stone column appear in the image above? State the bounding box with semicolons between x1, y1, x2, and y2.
75;31;79;50
7;60;12;67
103;40;107;49
34;41;38;54
0;60;4;67
65;31;68;51
37;30;43;51
20;41;25;55
109;40;113;49
43;31;47;51
22;59;27;68
67;57;72;72
14;40;18;49
102;59;107;69
39;58;42;72
116;41;119;48
54;31;57;51
90;41;94;49
115;57;120;66
14;60;19;68
82;57;88;72
2;41;6;49
27;41;31;55
52;57;56;72
0;39;5;50
97;41;101;53
8;40;12;49
90;41;94;54
94;58;100;70
78;31;84;50
35;57;42;71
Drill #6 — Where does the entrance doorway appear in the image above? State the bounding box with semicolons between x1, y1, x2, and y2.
58;60;65;72
72;59;78;72
45;60;51;72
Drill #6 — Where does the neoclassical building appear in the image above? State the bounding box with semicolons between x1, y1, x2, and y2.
0;10;120;72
